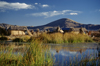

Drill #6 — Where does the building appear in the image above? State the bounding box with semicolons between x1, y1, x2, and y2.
8;26;27;36
62;27;87;34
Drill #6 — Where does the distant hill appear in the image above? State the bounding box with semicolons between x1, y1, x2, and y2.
28;18;100;31
0;23;27;30
0;23;14;29
0;18;100;31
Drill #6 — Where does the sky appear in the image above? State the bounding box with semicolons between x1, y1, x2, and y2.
0;0;100;26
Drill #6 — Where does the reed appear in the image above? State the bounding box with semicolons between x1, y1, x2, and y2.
22;40;53;66
29;33;93;44
0;40;53;66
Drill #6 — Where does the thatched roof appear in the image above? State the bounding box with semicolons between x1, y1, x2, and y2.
70;28;87;32
8;26;27;30
62;27;87;32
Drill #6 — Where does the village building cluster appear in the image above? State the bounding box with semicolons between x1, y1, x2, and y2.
0;26;93;37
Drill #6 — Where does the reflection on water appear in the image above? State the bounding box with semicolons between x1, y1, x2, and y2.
0;41;29;56
47;43;100;66
97;44;100;66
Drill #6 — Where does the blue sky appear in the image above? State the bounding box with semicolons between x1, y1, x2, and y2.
0;0;100;26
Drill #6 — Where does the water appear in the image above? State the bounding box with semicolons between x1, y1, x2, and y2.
47;43;100;66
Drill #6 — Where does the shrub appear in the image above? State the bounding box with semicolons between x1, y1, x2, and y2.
0;36;8;40
0;27;8;35
12;38;24;42
22;35;31;42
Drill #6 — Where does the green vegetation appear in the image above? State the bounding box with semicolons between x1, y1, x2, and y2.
0;27;8;35
22;40;53;66
0;53;22;66
1;32;93;44
12;36;31;42
0;40;53;66
0;36;8;41
12;38;24;42
29;33;93;44
22;35;31;42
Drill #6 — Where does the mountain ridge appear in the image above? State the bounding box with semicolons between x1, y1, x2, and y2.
28;18;100;30
0;18;100;30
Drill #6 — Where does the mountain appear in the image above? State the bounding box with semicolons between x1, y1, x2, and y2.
0;18;100;31
27;18;100;30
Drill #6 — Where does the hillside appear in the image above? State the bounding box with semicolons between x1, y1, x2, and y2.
28;18;100;30
0;18;100;31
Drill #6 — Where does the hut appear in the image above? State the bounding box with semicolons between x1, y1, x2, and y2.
55;26;64;33
62;28;71;32
8;26;27;36
62;27;87;34
36;28;41;37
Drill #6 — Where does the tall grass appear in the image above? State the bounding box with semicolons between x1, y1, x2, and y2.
39;33;64;43
22;40;53;66
29;33;93;44
0;53;22;66
0;40;53;66
63;33;93;43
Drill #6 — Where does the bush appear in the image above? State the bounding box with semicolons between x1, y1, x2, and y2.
0;36;8;40
0;27;8;35
12;38;24;42
22;36;31;42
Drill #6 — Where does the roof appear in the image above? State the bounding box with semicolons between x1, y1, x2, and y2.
72;28;87;31
8;26;27;30
62;28;71;30
62;27;87;32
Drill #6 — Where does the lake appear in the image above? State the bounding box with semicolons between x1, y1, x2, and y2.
46;43;100;66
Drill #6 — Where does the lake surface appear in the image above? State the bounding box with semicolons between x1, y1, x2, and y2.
47;43;100;66
0;42;100;66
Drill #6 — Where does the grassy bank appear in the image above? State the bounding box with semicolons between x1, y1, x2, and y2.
29;33;93;44
0;40;53;66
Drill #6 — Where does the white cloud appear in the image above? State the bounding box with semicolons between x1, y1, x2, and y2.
0;1;34;11
34;3;49;8
70;13;78;15
35;3;38;5
30;10;82;18
42;4;49;7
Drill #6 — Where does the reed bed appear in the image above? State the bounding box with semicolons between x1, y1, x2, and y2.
0;40;53;66
29;33;93;44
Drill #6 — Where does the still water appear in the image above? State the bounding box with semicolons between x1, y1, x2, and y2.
47;43;100;66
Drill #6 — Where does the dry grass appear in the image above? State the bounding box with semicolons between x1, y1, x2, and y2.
29;33;93;44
